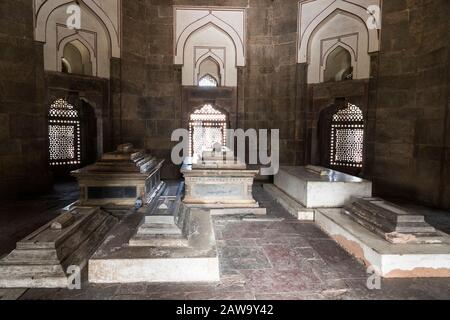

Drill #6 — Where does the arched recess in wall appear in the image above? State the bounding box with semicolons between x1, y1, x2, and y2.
59;35;96;76
34;0;121;78
196;53;224;86
297;0;380;84
322;44;355;82
174;7;246;87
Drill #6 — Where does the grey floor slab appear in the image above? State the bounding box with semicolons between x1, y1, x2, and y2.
1;182;449;300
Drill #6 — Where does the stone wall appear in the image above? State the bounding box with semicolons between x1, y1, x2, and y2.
117;0;307;179
271;0;304;166
2;0;449;210
372;0;450;209
0;0;50;199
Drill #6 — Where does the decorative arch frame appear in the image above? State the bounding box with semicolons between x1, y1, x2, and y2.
174;10;245;67
297;0;380;64
195;52;225;86
57;33;97;75
34;0;120;58
319;42;357;82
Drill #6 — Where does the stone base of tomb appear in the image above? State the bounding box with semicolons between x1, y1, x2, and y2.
88;182;220;283
0;207;118;288
72;143;165;207
263;184;315;221
274;166;372;208
315;208;450;278
181;155;266;215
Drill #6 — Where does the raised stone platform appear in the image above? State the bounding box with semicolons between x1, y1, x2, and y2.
129;182;188;247
315;208;450;278
0;207;118;288
89;182;220;284
72;143;164;206
274;166;372;208
263;184;315;221
89;208;220;283
181;147;265;215
344;198;442;244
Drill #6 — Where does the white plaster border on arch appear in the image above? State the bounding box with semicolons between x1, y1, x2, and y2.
34;0;120;58
297;0;380;64
174;7;246;67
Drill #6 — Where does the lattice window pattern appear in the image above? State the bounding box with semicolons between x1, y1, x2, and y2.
49;99;81;166
189;104;227;156
330;103;364;168
198;74;218;87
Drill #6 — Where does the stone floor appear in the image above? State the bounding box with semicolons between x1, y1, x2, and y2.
1;182;450;300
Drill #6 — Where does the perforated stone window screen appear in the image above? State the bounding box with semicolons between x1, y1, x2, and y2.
189;105;227;157
49;99;81;166
330;103;364;168
198;74;218;87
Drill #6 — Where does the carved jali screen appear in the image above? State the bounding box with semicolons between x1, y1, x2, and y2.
189;104;227;157
49;98;81;166
330;103;364;168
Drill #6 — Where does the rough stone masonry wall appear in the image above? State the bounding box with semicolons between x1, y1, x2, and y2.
271;0;305;166
117;0;306;179
0;0;50;199
373;0;450;209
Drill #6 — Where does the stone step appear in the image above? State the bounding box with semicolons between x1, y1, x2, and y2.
0;249;59;265
137;224;182;236
129;235;189;247
144;215;175;224
263;184;314;221
395;225;437;234
0;276;69;289
0;264;65;278
210;207;267;216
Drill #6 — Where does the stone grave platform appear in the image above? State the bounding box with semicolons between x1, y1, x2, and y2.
88;182;220;283
344;198;442;244
181;147;266;215
0;207;118;288
274;166;372;208
315;207;450;278
72;143;164;207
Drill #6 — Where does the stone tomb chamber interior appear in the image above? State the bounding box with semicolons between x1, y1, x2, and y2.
0;0;449;301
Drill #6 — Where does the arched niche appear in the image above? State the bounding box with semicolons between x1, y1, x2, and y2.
307;11;371;83
297;0;381;84
183;25;237;86
196;54;223;86
174;7;246;87
298;0;380;63
322;45;354;82
34;0;121;78
60;38;95;76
